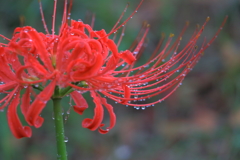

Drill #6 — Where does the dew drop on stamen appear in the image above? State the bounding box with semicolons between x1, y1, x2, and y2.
64;116;69;121
133;51;138;54
134;106;140;110
66;109;70;115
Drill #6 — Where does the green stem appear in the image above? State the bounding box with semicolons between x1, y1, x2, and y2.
52;98;68;160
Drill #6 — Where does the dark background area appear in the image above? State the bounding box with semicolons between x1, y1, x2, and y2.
0;0;239;159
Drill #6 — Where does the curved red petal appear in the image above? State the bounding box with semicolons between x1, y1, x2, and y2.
7;91;32;138
98;124;109;134
26;29;54;72
72;53;103;80
0;56;16;82
0;81;18;91
21;86;31;117
98;97;116;134
82;91;103;131
26;80;56;128
70;91;88;115
119;50;136;65
106;39;119;59
120;84;130;105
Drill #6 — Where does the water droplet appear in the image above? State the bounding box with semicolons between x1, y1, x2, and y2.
133;51;138;55
64;136;68;142
66;110;70;115
134;106;140;110
52;112;55;120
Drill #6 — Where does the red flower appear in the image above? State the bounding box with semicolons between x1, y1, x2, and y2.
0;0;227;138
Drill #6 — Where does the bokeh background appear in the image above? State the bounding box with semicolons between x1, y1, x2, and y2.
0;0;239;159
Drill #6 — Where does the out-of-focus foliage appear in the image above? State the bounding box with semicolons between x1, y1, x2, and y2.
0;0;239;159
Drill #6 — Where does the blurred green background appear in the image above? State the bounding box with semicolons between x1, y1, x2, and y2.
0;0;239;159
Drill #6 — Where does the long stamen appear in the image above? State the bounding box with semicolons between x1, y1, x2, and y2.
52;0;58;37
90;13;95;28
67;0;73;24
0;35;11;41
101;0;144;39
109;0;144;35
38;0;50;34
109;3;129;34
61;0;68;25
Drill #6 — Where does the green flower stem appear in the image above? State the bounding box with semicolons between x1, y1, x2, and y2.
59;86;74;97
59;81;87;97
52;98;68;160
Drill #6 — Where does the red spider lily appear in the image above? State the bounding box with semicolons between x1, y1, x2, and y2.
0;0;227;139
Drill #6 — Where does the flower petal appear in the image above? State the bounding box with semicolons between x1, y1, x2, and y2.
119;50;136;65
98;97;116;134
71;53;103;80
7;90;32;138
107;39;120;59
27;28;54;72
21;86;31;117
26;80;56;128
120;84;130;105
70;91;88;115
0;81;18;91
82;91;103;131
0;56;16;82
